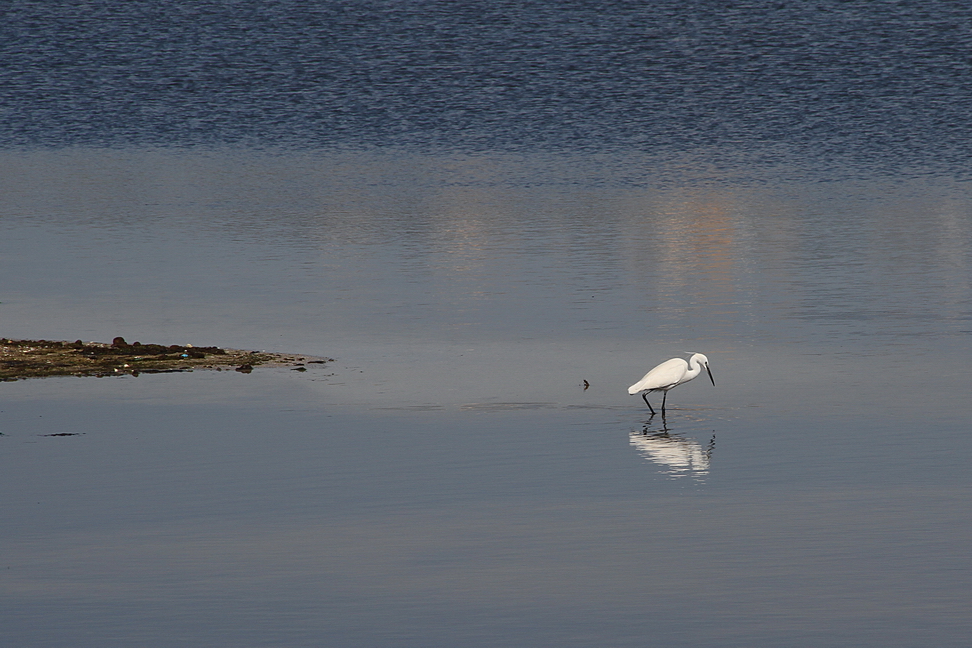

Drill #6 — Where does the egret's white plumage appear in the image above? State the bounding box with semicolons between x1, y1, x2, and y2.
628;353;714;415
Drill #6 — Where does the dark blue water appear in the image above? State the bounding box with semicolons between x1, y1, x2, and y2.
3;0;972;178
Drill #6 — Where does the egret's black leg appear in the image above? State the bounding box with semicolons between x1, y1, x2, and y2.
641;392;656;416
661;391;668;415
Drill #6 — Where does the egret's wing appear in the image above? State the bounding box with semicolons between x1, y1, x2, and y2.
627;357;687;394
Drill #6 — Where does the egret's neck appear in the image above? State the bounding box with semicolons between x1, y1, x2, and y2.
684;363;702;380
685;356;706;381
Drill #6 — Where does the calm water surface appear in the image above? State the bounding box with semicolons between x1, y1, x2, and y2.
3;148;970;648
2;1;972;646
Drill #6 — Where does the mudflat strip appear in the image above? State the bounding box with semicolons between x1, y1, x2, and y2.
0;337;329;381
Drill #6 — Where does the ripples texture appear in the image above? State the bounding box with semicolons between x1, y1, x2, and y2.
3;1;971;177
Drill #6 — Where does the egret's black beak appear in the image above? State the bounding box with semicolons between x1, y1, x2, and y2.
705;364;715;386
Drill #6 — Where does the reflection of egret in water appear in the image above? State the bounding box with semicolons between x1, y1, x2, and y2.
629;419;715;481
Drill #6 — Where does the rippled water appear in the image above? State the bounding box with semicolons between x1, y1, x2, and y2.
4;0;972;177
2;1;972;646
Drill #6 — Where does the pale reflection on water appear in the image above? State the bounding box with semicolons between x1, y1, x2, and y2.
2;148;970;359
629;417;716;481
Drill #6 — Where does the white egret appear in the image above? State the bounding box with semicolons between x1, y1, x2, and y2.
627;353;714;415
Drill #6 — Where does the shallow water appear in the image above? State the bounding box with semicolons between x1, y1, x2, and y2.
2;371;970;647
2;149;971;647
3;1;972;645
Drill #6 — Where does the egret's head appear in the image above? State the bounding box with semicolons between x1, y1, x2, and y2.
691;353;715;386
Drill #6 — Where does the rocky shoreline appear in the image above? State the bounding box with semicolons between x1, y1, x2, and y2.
0;337;328;381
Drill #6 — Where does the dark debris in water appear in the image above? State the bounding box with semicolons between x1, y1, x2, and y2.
0;337;329;381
